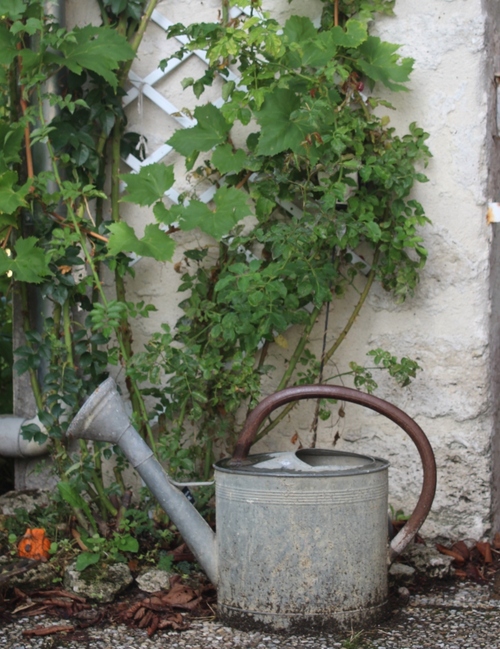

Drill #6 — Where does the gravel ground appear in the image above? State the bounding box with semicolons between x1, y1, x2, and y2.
2;582;500;649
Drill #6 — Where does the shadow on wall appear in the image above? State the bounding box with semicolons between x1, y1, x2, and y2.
0;458;14;495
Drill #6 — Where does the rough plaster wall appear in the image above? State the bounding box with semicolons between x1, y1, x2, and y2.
315;0;493;539
64;0;496;539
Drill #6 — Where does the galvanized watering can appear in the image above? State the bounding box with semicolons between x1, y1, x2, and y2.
68;379;436;633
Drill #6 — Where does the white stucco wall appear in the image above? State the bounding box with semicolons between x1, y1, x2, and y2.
65;0;499;540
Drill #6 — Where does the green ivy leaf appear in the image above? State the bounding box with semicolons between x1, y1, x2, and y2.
357;36;414;91
75;552;101;572
0;237;52;284
0;0;26;20
113;533;139;553
107;222;175;261
0;213;16;229
120;164;175;206
0;24;18;65
0;171;28;215
211;144;248;174
10;18;44;37
0;123;25;169
58;26;134;89
255;89;310;156
0;0;26;19
166;187;251;240
167;104;231;156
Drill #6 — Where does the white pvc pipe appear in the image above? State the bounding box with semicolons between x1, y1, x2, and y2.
0;415;50;458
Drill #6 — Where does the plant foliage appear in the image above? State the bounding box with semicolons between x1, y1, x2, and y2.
0;0;430;550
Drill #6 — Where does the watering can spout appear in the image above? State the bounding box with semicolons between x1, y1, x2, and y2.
66;378;218;585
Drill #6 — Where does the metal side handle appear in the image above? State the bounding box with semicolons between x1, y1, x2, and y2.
231;384;436;561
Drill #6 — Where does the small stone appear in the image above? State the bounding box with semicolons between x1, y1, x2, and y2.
64;560;133;603
136;568;172;593
0;558;58;590
0;489;50;516
389;562;416;582
402;544;455;579
398;586;411;604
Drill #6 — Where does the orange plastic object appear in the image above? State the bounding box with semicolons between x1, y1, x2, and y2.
17;528;51;561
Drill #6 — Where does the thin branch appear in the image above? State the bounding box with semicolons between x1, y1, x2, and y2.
277;305;321;391
120;0;160;82
1;226;12;248
323;248;380;366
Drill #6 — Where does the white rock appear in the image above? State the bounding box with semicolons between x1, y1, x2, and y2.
136;568;172;593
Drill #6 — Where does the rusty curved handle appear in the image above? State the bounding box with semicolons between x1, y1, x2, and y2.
231;385;436;560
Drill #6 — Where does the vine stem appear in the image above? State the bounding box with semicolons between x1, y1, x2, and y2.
120;0;160;82
16;42;34;188
322;248;380;366
256;252;380;443
105;1;162;452
1;226;12;249
276;305;321;392
221;0;230;26
19;283;43;412
37;106;157;459
62;300;74;367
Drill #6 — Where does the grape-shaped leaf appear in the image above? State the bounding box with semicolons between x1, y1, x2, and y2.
0;237;52;283
0;24;18;65
330;20;367;48
0;0;26;20
164;187;251;240
283;15;317;44
0;171;28;214
255;89;310;156
211;144;249;174
167;104;231;156
58;26;134;89
107;222;175;261
357;37;414;91
120;163;175;206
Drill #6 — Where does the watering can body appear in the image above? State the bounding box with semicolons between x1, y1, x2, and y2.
67;379;436;634
215;449;389;632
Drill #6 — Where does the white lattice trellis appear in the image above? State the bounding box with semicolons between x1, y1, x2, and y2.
122;6;248;206
121;6;370;274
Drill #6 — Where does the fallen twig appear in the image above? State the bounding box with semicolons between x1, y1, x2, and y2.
23;624;75;637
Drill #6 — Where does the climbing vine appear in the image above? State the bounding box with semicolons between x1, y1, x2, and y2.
0;0;430;534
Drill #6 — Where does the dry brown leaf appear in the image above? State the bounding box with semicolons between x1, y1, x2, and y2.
435;543;466;564
138;610;154;629
476;541;493;563
451;541;470;562
71;529;89;552
160;583;196;607
147;614;160;636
